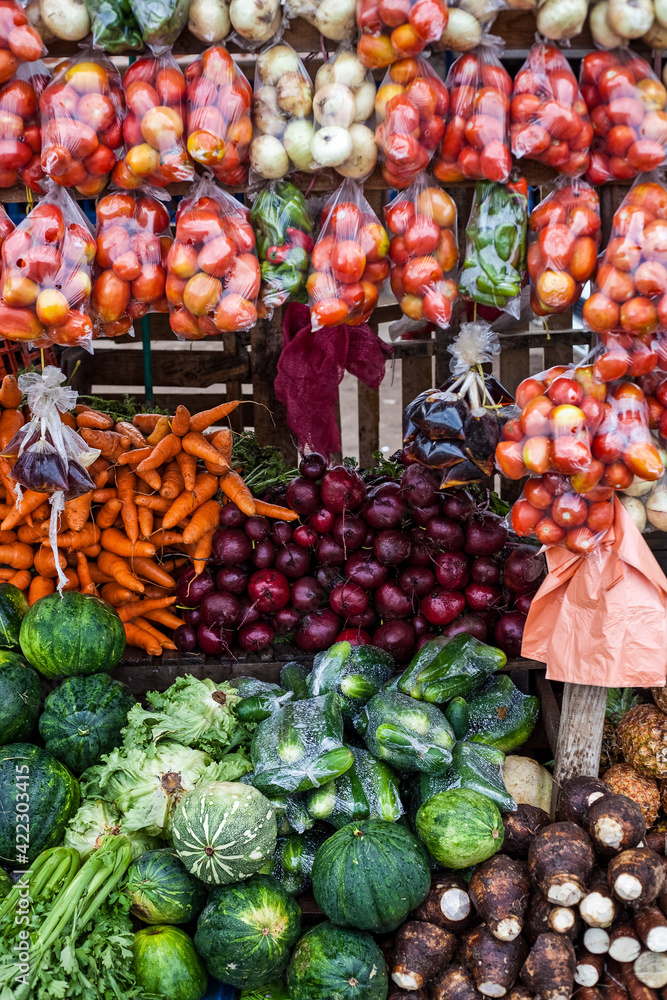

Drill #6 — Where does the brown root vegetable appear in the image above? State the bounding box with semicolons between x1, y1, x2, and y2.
432;963;483;1000
583;926;610;954
609;850;666;907
609;923;643;963
557;775;610;825
579;869;617;928
503;805;552;859
634;951;667;989
508;989;534;1000
602;961;629;1000
391;920;455;991
525;892;578;943
528;822;596;907
465;923;527;997
574;989;603;1000
575;946;605;986
469;855;531;942
636;905;667;953
520;932;576;1000
621;961;660;1000
388;990;429;1000
584;794;647;857
414;873;473;932
550;905;579;937
646;829;666;856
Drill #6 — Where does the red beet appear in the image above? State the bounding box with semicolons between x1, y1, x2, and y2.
412;613;434;639
336;627;371;645
316;533;346;566
515;592;534;615
285;477;321;517
308;508;335;533
408;531;431;566
291;576;326;612
238;621;275;651
333;513;367;551
361;492;408;529
503;545;546;594
197;622;232;655
465;513;508;556
346;607;377;628
471;556;501;585
219;503;246;527
372;620;416;664
443;613;488;641
273;606;301;634
373;529;411;566
329;582;368;617
464;582;501;612
253;538;276;569
275;543;311;579
299;452;327;480
215;565;250;594
442;491;474;521
398;565;435;597
434;551;470;590
271;521;294;544
248;569;291;612
293;525;318;548
400;464;440;508
411;503;442;527
315;565;344;591
494;611;526;658
320;466;366;513
200;590;242;626
426;516;464;552
176;567;215;607
244;516;270;541
420;587;466;625
175;624;196;652
238;596;260;626
374;581;412;619
213;528;253;565
295;608;342;651
183;607;202;628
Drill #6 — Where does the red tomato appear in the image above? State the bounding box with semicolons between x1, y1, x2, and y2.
328;202;363;238
331;240;366;284
404;215;439;255
538;224;575;268
535;518;565;545
312;298;349;328
511;499;543;537
403;255;442;295
480;140;511;182
385;199;415;235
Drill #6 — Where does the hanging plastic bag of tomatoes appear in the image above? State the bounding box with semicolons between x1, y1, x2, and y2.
166;173;259;339
356;0;448;70
403;322;514;486
580;49;667;185
434;37;512;184
250;41;314;182
310;44;377;179
92;188;172;339
583;174;667;377
0;58;49;194
185;44;252;188
510;42;592;176
385;173;458;330
0;183;97;350
308;177;390;331
0;202;13;252
374;55;448;188
39;48;124;197
249;179;314;318
0;2;45;83
459;177;527;317
528;178;600;319
115;50;194;190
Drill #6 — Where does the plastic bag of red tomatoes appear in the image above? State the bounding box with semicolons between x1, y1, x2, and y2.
356;0;448;70
0;183;96;350
580;49;667;185
583;174;667;376
0;58;49;194
433;37;512;184
528;178;600;319
92;188;172;339
38;47;124;198
166;174;259;340
308;177;390;331
0;2;45;84
374;55;448;188
385;173;458;329
0;201;13;250
185;44;252;188
115;50;194;190
510;42;592;177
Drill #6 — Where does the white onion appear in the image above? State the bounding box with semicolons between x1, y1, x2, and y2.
622;476;654;498
646;15;667;45
40;0;89;40
188;0;230;42
620;496;648;533
313;0;356;39
276;72;314;118
253;86;287;137
230;0;280;41
332;51;367;90
257;45;301;86
589;1;624;46
283;118;316;171
438;8;482;50
353;80;376;123
336;123;377;177
536;0;587;39
313;83;356;127
315;62;335;91
607;0;654;37
647;490;667;532
250;135;289;179
311;124;353;167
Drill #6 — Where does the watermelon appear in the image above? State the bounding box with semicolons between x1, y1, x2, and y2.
311;819;430;933
39;673;136;773
0;583;28;649
132;925;207;1000
195;874;302;989
173;780;277;885
287;922;388;1000
0;743;80;865
416;787;504;869
125;849;208;925
20;593;126;679
0;651;41;744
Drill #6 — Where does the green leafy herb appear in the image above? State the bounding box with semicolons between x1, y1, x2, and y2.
77;395;170;423
232;433;297;496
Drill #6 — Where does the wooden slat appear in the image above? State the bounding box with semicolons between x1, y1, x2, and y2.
87;349;249;388
357;382;380;467
250;312;297;464
535;672;561;758
553;683;607;787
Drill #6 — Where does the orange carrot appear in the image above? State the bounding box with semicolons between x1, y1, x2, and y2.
76;410;114;430
171;405;191;436
150;529;185;547
135;468;162;492
220;470;256;516
17;524;42;543
98;550;144;593
132;413;162;434
136;495;170;512
89;565;114;586
116;466;138;544
142;584;170;599
162;472;218;530
61;411;77;429
0;542;33;569
79;429;130;462
146;415;170;446
0;409;23;451
159;461;184;500
100;582;134;605
0;529;16;544
89;457;110;488
138;505;153;540
176;451;196;491
76;551;98;596
93;488;117;503
189;401;240;433
182;499;220;545
133;617;177;649
96;497;123;528
143;608;185;630
191;528;215;575
82;542;101;558
10;569;31;591
101;527;156;559
54;524;101;550
115;421;147;448
131;556;176;589
2;490;47;531
34;547;66;578
62;567;79;591
211;428;233;467
136;434;181;474
124;621;162;656
28;575;55;605
64;493;92;533
116;595;177;622
254;500;300;521
118;447;153;467
182;431;229;470
31;503;51;525
0;375;22;409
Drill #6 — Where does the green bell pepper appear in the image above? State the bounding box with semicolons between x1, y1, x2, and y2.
466;674;540;752
129;0;189;48
398;634;507;704
86;0;142;51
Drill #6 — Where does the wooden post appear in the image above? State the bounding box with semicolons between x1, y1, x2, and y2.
553;682;607;787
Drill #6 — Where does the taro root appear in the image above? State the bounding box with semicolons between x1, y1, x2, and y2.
391;920;455;992
584;794;646;857
469;855;530;942
608;922;642;963
525;892;578;944
465;923;527;997
413;873;473;932
556;775;610;825
503;804;551;859
520;932;576;1000
579;868;617;929
608;849;666;907
635;904;667;952
527;822;595;907
432;963;482;1000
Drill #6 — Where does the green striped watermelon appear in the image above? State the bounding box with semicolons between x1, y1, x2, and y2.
125;849;208;925
287;922;388;1000
0;651;41;745
20;593;125;679
132;925;207;1000
416;787;504;868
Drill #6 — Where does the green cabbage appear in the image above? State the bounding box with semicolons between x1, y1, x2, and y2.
64;799;161;860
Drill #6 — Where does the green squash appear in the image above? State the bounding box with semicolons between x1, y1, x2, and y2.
287;922;388;1000
241;984;292;1000
195;874;302;989
306;642;394;715
0;583;28;649
0;743;80;865
20;592;126;679
265;827;329;895
0;651;41;744
132;925;207;1000
125;849;208;925
311;819;431;934
416;787;504;869
39;673;136;773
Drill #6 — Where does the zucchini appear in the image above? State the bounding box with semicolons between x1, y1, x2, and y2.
355;690;454;775
445;696;470;740
307;642;394;715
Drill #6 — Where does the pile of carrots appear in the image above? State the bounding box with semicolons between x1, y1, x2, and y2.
0;374;298;656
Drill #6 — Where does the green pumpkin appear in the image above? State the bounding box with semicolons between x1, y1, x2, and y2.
0;651;41;744
287;922;388;1000
39;673;135;773
0;583;28;649
20;592;125;679
0;743;80;865
132;925;207;1000
416;787;504;869
125;849;208;925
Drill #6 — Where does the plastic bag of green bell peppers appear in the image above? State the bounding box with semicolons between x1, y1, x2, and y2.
129;0;189;49
250;180;314;318
86;0;142;51
459;179;528;318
